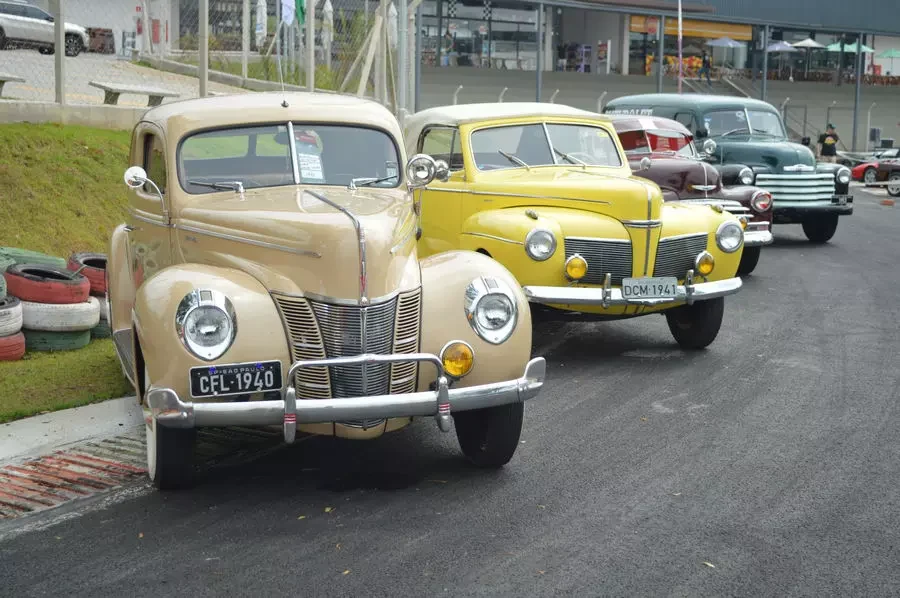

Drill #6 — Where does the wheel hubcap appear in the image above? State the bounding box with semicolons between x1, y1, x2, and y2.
865;170;876;183
144;366;157;480
890;177;900;194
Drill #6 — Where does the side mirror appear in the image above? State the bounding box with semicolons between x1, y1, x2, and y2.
406;154;438;188
638;157;652;171
801;136;811;147
124;166;148;188
695;128;708;139
434;159;451;182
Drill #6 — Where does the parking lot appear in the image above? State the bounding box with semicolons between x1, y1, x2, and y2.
0;184;896;596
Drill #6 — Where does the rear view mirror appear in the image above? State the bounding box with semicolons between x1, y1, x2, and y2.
695;128;708;139
801;137;811;147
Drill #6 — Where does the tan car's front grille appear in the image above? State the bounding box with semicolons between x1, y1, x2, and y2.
272;289;422;429
653;233;708;279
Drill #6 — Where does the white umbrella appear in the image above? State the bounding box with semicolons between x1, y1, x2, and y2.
705;36;743;48
766;41;797;53
255;0;267;49
322;0;334;69
792;37;825;49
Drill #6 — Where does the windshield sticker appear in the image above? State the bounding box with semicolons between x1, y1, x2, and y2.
735;111;746;122
386;161;399;179
298;153;324;182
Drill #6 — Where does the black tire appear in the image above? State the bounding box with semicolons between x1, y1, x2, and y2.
144;366;196;490
0;28;6;50
888;173;900;198
863;167;877;186
39;45;53;55
454;402;524;468
665;297;725;350
737;246;761;276
64;34;82;57
801;214;839;243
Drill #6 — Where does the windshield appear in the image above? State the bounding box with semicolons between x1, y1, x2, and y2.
702;109;786;139
469;122;622;170
617;129;696;158
178;123;400;194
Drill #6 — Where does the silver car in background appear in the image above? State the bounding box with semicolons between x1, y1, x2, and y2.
0;0;89;56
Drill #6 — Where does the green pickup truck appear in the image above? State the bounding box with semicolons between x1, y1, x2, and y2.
604;94;853;243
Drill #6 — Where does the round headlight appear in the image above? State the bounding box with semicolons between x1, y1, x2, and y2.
176;290;237;361
716;220;744;254
750;190;772;212
836;167;851;185
464;277;519;345
738;167;754;186
524;228;557;261
703;139;717;155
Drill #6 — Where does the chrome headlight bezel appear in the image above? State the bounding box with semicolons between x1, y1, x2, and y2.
703;139;717;155
836;166;851;185
175;289;237;361
464;276;519;345
750;190;772;213
715;220;744;254
738;167;755;186
524;228;557;261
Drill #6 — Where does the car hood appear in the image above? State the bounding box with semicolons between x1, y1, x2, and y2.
65;22;87;33
714;138;816;173
173;186;420;301
627;155;721;199
473;167;662;222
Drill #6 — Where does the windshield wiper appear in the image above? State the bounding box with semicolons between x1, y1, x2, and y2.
720;127;751;137
187;180;245;193
553;147;586;166
349;174;399;190
498;150;530;170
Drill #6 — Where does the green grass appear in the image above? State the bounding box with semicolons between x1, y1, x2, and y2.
0;123;133;423
0;339;134;424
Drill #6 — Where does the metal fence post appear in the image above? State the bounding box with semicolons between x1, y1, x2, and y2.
760;25;769;101
398;0;408;113
199;0;209;97
414;4;423;112
852;33;862;151
242;0;250;79
307;0;316;91
656;15;665;93
535;3;543;102
53;0;65;105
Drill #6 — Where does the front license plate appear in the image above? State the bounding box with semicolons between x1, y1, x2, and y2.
189;361;282;398
622;277;678;300
832;195;849;205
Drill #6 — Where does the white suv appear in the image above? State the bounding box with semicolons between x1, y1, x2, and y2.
0;0;89;57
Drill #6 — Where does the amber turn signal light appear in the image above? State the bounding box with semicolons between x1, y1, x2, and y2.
565;254;588;280
694;251;715;277
441;341;474;378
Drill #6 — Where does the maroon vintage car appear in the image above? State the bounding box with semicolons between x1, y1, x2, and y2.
609;115;773;275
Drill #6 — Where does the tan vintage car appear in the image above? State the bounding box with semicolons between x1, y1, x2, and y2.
107;92;546;489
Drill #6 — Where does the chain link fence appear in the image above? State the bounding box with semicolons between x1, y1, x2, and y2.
0;0;413;111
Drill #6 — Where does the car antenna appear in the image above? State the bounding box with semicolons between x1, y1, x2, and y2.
275;53;289;108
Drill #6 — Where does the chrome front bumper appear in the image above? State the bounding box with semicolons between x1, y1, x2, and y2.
523;270;742;308
743;221;774;247
146;353;546;443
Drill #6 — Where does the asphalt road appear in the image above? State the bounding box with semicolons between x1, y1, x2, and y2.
2;187;899;597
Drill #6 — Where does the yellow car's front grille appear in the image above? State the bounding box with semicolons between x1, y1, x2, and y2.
564;237;633;285
653;233;708;278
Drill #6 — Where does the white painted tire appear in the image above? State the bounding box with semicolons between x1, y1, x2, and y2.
96;295;109;322
21;296;101;332
0;296;23;337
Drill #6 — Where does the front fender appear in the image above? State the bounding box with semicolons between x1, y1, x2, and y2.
133;264;290;402
458;207;562;271
418;250;532;390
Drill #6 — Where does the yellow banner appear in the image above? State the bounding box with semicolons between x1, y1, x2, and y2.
630;15;752;42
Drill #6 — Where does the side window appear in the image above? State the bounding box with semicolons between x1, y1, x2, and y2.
1;3;26;16
142;134;167;196
24;6;50;20
420;127;464;171
674;112;696;132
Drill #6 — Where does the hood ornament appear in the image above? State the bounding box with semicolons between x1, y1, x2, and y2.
525;209;539;220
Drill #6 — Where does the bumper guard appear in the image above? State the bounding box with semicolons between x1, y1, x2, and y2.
146;353;546;443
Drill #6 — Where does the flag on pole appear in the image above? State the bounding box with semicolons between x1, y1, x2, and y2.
282;0;306;25
296;0;306;25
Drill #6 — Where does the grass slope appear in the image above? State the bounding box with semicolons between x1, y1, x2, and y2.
0;123;134;423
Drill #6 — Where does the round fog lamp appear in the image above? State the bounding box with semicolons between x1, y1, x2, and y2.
440;341;474;378
565;254;588;280
694;251;715;276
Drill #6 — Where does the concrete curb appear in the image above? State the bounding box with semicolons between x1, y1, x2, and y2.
0;396;143;465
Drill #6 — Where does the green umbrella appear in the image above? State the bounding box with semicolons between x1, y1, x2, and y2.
826;41;874;53
877;48;900;74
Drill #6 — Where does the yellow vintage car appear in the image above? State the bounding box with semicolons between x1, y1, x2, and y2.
403;103;745;349
107;92;545;489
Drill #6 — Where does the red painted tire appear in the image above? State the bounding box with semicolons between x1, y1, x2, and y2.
3;264;90;304
67;252;107;296
0;332;25;361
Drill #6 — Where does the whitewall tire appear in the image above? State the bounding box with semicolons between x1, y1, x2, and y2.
21;297;100;332
144;366;196;490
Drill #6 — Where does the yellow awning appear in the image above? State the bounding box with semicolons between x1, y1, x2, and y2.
630;15;752;42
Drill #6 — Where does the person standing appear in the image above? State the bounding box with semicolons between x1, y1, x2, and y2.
817;124;840;163
699;51;712;84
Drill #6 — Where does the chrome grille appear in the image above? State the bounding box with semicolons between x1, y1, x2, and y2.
390;289;422;395
272;290;423;430
564;237;633;285
311;299;396;399
653;233;708;278
754;173;835;202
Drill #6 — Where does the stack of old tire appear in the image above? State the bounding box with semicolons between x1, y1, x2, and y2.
0;248;107;357
67;253;110;340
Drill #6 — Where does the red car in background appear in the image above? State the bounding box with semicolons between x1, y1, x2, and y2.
609;115;774;275
851;148;900;185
